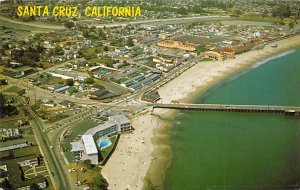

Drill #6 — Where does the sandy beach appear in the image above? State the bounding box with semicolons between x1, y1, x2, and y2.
102;35;300;190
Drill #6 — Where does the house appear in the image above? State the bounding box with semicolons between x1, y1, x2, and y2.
3;68;23;77
54;86;70;93
3;67;33;77
47;72;74;80
154;55;178;72
89;87;118;100
141;91;161;103
60;100;75;108
78;84;86;92
18;119;28;126
41;99;56;107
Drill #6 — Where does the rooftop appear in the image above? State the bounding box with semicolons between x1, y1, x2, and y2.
81;135;98;155
84;121;117;136
109;115;130;125
70;141;84;152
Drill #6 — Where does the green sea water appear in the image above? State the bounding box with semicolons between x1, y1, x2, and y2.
164;48;300;190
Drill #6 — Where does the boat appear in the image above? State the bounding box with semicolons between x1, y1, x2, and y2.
271;44;278;48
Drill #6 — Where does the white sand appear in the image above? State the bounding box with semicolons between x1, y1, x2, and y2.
102;35;300;190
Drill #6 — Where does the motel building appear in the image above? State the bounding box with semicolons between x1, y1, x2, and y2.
204;50;224;61
70;115;132;164
204;47;235;61
81;135;98;165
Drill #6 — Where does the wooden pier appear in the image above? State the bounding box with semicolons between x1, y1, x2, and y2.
151;103;300;116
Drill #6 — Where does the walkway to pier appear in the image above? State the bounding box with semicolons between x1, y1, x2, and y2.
151;103;300;115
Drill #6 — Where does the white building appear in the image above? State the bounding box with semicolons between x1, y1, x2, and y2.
81;135;98;165
70;115;132;165
85;121;118;138
108;115;131;132
47;72;74;80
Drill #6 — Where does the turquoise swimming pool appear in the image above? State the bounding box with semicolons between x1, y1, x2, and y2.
98;138;112;150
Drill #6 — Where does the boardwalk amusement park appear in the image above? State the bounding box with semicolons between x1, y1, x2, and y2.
151;103;300;116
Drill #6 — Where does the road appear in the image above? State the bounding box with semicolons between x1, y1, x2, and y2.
93;15;233;28
0;15;65;30
15;96;71;190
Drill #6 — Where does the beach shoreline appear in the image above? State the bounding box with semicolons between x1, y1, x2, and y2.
101;35;300;190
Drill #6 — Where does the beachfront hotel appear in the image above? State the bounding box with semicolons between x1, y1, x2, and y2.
70;114;132;164
204;47;235;61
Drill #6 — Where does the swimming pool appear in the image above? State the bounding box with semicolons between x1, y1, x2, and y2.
98;138;112;150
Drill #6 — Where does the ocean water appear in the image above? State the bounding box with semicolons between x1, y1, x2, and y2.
164;48;300;190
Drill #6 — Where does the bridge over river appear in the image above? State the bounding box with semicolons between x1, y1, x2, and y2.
151;103;300;116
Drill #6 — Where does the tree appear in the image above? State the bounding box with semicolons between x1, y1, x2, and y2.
0;178;12;190
30;183;40;190
289;22;295;29
92;175;108;190
127;38;134;47
65;79;74;86
0;93;4;118
105;59;116;67
17;89;26;96
44;178;49;187
37;156;41;165
272;5;291;18
177;7;188;15
54;46;64;55
262;9;268;18
64;21;75;29
83;30;89;38
84;78;94;84
0;79;8;85
83;159;93;169
104;46;109;51
77;50;84;57
3;104;18;116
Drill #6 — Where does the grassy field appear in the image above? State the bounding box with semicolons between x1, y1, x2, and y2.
25;166;48;179
66;162;102;186
0;18;51;32
40;76;65;85
0;16;64;32
35;166;47;173
238;15;285;23
2;86;22;93
83;46;104;54
0;138;28;148
100;136;117;159
0;120;26;130
87;58;106;64
13;146;40;157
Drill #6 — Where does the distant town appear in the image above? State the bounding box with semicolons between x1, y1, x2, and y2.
0;0;300;190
